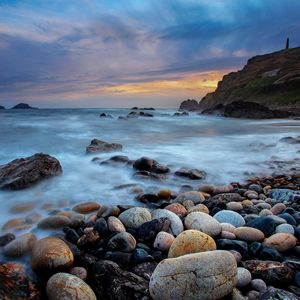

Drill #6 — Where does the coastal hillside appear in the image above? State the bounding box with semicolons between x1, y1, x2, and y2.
180;47;300;114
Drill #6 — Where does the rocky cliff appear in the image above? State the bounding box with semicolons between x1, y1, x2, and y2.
180;47;300;116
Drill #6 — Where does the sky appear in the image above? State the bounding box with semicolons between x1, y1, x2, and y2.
0;0;300;108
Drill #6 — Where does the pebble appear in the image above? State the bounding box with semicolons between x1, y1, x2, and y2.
158;189;172;200
70;267;88;281
107;216;126;232
173;191;205;205
107;231;136;252
118;207;151;229
185;211;222;236
153;231;175;252
236;267;252;288
168;230;216;258
3;233;36;257
234;227;265;242
187;203;209;214
149;250;237;300
221;231;236;239
0;233;15;247
214;210;245;227
221;223;236;233
2;218;24;231
226;202;243;211
72;201;100;214
270;203;286;215
10;202;35;213
46;272;96;300
264;233;297;252
31;237;74;271
152;209;184;236
276;223;295;234
217;239;248;257
259;209;272;217
251;279;267;292
37;215;71;229
97;205;120;218
165;203;187;218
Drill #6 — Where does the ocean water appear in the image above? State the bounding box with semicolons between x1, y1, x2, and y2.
0;108;300;229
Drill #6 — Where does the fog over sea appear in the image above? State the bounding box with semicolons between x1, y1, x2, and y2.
0;108;300;229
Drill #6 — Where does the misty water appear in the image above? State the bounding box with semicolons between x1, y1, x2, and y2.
0;108;300;231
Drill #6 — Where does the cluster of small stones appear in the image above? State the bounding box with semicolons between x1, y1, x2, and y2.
0;173;300;299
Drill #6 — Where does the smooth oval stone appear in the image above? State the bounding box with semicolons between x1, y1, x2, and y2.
46;272;96;300
187;204;209;214
185;212;221;237
221;231;236;239
264;233;297;252
173;191;205;205
214;210;245;228
3;233;36;257
251;279;267;292
152;209;183;236
276;223;295;234
236;267;252;288
221;223;236;233
259;209;273;216
226;202;243;212
97;205;120;218
107;216;126;233
158;189;172;200
270;203;286;215
168;230;216;258
119;207;151;229
107;232;136;252
234;227;265;242
153;231;175;252
149;250;237;300
72;201;100;214
258;246;283;261
37;215;70;229
10;202;35;213
31;237;74;271
2;218;24;231
165;203;187;218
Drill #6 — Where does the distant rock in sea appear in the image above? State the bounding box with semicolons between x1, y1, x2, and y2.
131;107;155;110
179;47;300;118
11;103;37;109
0;105;5;109
179;99;199;111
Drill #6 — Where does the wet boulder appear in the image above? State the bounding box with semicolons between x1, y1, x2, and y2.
0;153;62;190
86;139;122;154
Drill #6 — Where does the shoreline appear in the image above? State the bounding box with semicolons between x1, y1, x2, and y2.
0;170;299;299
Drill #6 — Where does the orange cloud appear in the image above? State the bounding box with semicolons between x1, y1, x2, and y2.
88;71;226;98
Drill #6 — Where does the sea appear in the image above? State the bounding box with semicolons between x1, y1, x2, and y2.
0;108;300;229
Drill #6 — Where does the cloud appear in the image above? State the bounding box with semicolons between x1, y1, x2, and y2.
0;0;300;107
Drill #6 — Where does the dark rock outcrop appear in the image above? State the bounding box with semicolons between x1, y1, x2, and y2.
12;103;36;109
0;105;5;109
180;47;300;117
179;99;200;111
203;101;291;119
0;153;62;190
86;139;122;154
